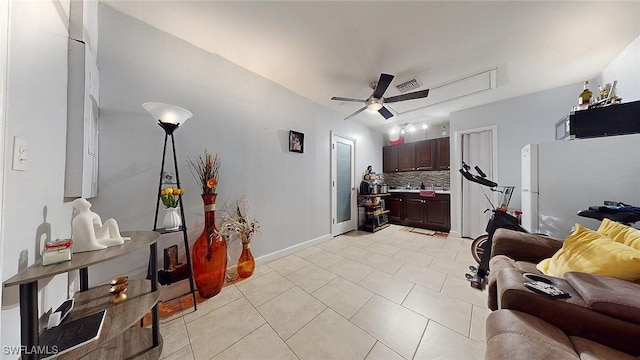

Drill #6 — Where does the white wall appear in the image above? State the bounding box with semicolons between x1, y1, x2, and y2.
602;34;640;103
1;1;73;356
449;81;588;236
88;5;385;285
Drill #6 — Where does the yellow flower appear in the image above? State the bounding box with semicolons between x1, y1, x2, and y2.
173;188;182;196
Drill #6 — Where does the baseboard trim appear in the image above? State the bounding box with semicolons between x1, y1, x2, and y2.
255;233;333;266
449;230;460;238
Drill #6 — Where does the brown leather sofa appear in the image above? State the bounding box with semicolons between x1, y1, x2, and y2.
486;228;640;356
486;310;638;360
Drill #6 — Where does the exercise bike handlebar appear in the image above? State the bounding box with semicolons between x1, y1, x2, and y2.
459;161;498;188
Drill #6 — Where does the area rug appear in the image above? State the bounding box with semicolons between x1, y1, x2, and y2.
409;228;437;236
432;231;449;238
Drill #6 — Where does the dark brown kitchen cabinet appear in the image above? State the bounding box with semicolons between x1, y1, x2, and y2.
387;193;404;223
425;194;451;230
435;137;450;170
404;193;426;226
415;140;435;170
383;145;398;173
397;143;415;171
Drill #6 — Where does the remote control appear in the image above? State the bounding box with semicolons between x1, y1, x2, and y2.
48;299;74;328
524;281;570;298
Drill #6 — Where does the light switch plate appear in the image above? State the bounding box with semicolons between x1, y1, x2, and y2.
12;136;27;171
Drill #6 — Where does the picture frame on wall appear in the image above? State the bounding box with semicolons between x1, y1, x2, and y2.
289;130;304;153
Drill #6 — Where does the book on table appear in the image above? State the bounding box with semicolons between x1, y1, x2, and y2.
39;309;107;359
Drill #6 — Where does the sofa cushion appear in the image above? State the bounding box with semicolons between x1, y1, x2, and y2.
487;255;543;310
597;218;640;251
569;336;637;360
565;271;640;325
537;224;640;281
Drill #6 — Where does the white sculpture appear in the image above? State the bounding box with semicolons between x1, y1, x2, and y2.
71;198;130;253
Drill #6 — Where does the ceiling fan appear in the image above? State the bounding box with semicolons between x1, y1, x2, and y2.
331;73;430;120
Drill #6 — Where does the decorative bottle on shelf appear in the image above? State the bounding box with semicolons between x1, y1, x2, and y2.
192;194;227;298
577;81;592;110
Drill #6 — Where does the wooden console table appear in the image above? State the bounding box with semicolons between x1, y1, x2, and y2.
3;231;162;360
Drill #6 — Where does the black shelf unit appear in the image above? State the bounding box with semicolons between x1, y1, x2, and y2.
358;194;390;232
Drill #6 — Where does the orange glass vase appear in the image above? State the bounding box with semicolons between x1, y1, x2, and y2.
237;243;255;278
192;194;227;298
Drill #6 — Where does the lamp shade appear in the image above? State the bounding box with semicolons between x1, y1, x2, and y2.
142;102;193;125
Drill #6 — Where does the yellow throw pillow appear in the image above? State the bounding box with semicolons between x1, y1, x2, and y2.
597;218;640;250
537;224;640;281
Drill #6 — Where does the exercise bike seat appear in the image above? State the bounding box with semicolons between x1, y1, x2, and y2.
577;207;640;225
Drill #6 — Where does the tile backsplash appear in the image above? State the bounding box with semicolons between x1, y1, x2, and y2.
383;171;450;189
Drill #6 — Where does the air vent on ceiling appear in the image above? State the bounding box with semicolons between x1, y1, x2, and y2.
395;78;421;93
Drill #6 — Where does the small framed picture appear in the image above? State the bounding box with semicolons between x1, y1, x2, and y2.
163;245;179;271
289;130;304;153
161;171;176;184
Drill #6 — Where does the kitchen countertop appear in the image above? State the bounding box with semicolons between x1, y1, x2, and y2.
388;189;451;195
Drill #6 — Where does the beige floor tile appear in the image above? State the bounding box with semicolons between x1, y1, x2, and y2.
182;284;244;323
440;275;488;308
161;345;194;360
368;243;402;257
441;237;467;251
257;286;327;340
341;245;376;262
364;253;405;274
246;263;274;279
415;236;446;250
390;237;428;252
312;277;373;319
268;254;312;276
454;248;477;265
358;270;415;304
211;324;298;360
318;239;350;253
348;237;375;249
159;318;190;359
186;297;266;359
305;249;345;269
352;295;428;359
403;284;473;336
286;263;337;293
428;257;471;279
413;321;485;360
286;308;376;360
419;246;458;261
365;342;405;360
327;258;374;283
295;246;323;259
469;305;491;343
236;270;295;307
394;262;447;292
392;248;434;267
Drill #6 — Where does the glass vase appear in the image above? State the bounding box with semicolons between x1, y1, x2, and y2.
237;243;255;278
192;194;227;298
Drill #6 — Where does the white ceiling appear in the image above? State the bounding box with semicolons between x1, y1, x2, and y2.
103;1;640;132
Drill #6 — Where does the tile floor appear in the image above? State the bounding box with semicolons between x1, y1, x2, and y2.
157;225;489;360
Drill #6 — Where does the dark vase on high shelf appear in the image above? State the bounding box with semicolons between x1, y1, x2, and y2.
192;194;227;298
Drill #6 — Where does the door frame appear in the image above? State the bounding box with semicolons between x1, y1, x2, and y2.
330;131;356;236
0;0;10;338
451;125;498;238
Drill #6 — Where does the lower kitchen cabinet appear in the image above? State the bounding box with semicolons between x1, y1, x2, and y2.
387;192;450;232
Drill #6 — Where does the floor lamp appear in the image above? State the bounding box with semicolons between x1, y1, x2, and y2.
143;102;198;311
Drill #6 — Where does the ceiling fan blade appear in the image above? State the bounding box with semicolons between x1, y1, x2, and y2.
378;106;394;120
344;106;367;120
384;89;430;103
331;96;366;103
372;73;394;99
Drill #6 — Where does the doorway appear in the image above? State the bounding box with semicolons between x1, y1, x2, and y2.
331;132;356;236
457;126;497;239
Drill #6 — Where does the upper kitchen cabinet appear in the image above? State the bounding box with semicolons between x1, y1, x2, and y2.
383;145;398;173
415;140;435;170
397;143;415;171
435;137;450;170
383;137;449;173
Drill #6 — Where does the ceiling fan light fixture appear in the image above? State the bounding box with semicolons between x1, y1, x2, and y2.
366;99;383;112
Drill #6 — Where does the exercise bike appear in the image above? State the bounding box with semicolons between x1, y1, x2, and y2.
460;161;528;290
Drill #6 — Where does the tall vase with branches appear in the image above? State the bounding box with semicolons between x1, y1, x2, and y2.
188;150;227;298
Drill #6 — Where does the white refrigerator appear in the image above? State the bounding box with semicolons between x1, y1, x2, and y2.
521;134;640;239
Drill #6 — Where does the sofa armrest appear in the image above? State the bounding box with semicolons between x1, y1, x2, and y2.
491;229;563;262
565;272;640;325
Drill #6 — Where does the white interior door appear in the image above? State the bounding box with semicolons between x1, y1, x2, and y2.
331;132;356;236
460;128;495;239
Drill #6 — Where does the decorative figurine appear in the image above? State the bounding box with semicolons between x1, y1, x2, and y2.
71;198;130;253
